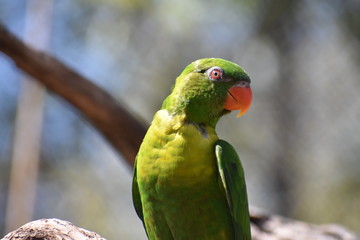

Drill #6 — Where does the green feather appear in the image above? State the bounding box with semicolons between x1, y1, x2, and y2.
215;140;251;240
133;58;251;240
162;58;250;127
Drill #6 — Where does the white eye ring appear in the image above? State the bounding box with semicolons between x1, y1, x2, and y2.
207;67;223;81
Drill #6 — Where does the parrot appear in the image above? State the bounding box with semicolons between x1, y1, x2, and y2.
132;58;252;240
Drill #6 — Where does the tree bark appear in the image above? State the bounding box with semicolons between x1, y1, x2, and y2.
0;23;359;240
250;209;359;240
1;219;106;240
2;211;359;240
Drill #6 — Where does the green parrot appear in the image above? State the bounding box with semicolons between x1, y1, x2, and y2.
132;58;252;240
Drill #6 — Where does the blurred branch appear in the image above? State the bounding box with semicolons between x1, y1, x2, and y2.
255;0;301;216
2;219;106;240
5;0;51;231
0;23;359;240
0;22;146;165
2;211;358;240
250;209;358;240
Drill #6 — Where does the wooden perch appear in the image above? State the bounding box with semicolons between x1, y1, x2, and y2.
1;219;106;240
0;23;359;240
2;211;359;240
249;209;359;240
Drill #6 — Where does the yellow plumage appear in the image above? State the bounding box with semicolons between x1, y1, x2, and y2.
137;109;219;186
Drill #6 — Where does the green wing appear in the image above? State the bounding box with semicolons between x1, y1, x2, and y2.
215;140;251;240
132;160;145;223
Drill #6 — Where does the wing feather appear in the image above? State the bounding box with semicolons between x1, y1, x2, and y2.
132;159;144;222
215;140;251;240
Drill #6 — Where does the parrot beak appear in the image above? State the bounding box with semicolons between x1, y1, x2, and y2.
224;82;252;118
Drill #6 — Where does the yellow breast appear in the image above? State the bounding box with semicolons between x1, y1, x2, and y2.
137;109;219;186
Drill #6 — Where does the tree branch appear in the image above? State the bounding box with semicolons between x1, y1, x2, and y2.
2;211;358;240
0;22;359;240
1;219;106;240
0;23;146;165
250;209;359;240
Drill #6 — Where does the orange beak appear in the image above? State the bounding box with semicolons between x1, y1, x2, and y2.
224;83;252;117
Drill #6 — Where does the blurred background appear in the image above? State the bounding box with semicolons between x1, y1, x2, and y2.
0;0;360;239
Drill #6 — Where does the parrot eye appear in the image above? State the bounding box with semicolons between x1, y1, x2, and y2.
208;67;223;81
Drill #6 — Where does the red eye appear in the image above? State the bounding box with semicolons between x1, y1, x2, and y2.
209;67;223;80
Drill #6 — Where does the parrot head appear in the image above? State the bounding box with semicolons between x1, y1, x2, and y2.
162;58;252;127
